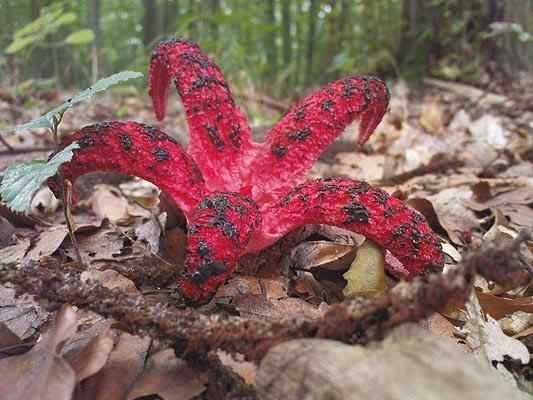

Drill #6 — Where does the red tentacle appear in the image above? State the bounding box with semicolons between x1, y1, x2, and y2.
49;121;206;218
245;76;389;204
149;38;255;191
177;192;261;305
249;178;443;276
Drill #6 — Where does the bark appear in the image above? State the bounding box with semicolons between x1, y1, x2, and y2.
89;0;103;81
305;0;319;85
281;0;292;66
163;0;179;35
264;0;277;80
142;0;160;47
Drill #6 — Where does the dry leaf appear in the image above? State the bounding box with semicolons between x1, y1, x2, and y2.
126;349;207;400
0;238;31;266
461;293;529;366
75;333;151;400
65;329;115;383
343;240;386;298
80;269;139;295
26;226;69;261
419;99;444;134
290;241;357;272
477;291;533;320
0;305;78;400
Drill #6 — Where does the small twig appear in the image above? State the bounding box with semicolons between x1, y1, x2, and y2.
236;93;290;113
0;134;14;152
0;146;55;156
62;179;83;265
378;156;463;186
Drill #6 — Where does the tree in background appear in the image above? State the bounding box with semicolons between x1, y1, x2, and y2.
0;0;531;94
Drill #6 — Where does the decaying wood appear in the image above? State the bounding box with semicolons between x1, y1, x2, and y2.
0;232;529;366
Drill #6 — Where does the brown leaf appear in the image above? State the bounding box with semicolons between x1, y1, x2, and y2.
126;349;207;400
0;285;47;340
80;270;140;296
86;185;131;224
217;350;256;385
290;241;357;272
74;333;151;400
0;305;78;400
477;291;533;320
0;238;31;266
65;329;114;383
26;226;69;261
234;296;324;320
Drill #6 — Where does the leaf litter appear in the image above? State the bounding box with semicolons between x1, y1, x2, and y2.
0;76;532;399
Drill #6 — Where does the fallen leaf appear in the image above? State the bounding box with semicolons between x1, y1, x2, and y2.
419;99;444;134
0;305;78;400
343;240;386;298
126;349;207;400
87;185;131;224
290;241;357;272
26;225;69;261
217;350;256;385
477;291;533;320
80;269;139;295
461;293;529;367
0;285;47;340
0;238;31;265
75;333;151;400
65;328;114;383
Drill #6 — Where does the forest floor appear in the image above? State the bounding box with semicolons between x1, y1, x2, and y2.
0;75;532;399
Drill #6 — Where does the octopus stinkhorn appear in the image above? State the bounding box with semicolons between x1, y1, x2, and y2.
49;39;444;305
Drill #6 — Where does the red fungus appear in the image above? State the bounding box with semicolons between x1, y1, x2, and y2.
50;38;444;305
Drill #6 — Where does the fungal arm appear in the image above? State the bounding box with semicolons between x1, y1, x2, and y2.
149;39;255;192
49;121;206;218
246;77;389;204
250;178;444;276
177;192;261;305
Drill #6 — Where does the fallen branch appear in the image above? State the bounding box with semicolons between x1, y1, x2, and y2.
1;232;529;365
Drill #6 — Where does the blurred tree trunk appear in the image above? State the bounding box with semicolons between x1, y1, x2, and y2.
142;0;160;48
164;0;179;35
305;0;319;85
209;0;220;42
281;0;292;66
30;0;40;20
188;0;198;39
89;0;102;82
264;0;277;81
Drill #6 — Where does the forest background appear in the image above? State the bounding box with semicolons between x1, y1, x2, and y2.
1;0;532;100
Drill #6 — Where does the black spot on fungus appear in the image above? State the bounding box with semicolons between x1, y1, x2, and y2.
197;241;210;257
288;127;311;141
154;147;171;161
321;99;334;111
295;107;306;121
343;201;370;224
78;134;96;149
392;223;411;238
119;133;133;151
229;124;241;149
411;211;425;224
347;182;370;196
180;52;211;69
205;125;224;150
272;144;288;159
409;230;426;250
373;189;389;205
384;207;396;218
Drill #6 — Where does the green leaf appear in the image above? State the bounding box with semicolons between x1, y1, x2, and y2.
5;35;38;54
65;29;95;45
0;143;79;214
53;12;77;28
15;70;143;133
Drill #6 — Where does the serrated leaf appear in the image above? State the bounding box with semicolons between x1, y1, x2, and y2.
0;143;79;214
15;71;143;133
65;29;94;45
